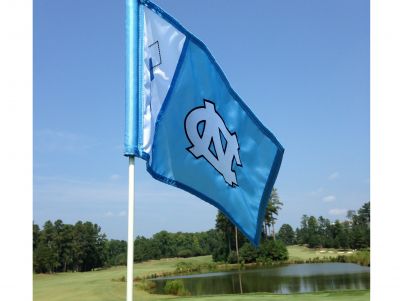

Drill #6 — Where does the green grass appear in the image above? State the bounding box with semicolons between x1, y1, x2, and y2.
33;265;171;301
174;290;370;301
34;266;127;301
33;257;211;301
33;250;369;301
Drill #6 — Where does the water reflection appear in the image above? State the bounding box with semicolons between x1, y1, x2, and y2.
152;263;370;296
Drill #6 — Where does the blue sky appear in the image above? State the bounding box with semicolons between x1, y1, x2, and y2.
33;0;369;240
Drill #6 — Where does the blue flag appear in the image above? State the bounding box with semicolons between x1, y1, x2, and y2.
125;0;284;245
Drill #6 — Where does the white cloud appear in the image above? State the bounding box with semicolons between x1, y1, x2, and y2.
34;175;187;208
34;176;127;204
329;208;347;216
322;195;336;203
110;174;121;181
329;172;340;180
104;211;126;218
34;129;94;153
310;187;323;196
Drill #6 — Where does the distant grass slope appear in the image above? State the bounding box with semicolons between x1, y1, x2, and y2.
134;255;212;278
287;245;353;261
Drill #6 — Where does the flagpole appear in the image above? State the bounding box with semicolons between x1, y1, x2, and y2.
235;226;239;263
126;0;138;298
127;156;135;301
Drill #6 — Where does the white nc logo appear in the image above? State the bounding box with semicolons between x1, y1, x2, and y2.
184;99;242;187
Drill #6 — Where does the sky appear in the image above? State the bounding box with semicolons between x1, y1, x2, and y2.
33;0;369;240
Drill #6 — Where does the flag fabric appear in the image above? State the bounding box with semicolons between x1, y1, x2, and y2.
125;0;284;245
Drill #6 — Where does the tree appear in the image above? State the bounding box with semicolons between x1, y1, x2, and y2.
332;220;348;249
261;239;289;261
340;221;351;249
33;223;40;250
213;211;249;262
278;224;295;245
350;202;370;249
297;215;309;245
70;221;106;272
215;211;235;252
239;243;258;263
106;239;127;266
307;216;320;248
34;221;59;273
317;216;333;247
211;231;229;262
51;220;76;272
153;231;177;258
357;202;370;227
265;188;283;240
346;210;356;221
295;227;301;245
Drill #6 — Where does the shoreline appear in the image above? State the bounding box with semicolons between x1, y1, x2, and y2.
137;249;370;281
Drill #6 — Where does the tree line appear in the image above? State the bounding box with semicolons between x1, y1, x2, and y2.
33;220;223;273
33;220;126;273
277;202;370;249
33;188;287;272
134;230;222;262
33;190;370;273
208;194;370;263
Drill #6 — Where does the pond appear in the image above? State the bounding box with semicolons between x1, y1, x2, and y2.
152;263;370;295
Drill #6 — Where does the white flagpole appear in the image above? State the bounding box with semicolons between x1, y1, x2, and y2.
126;0;138;299
126;156;135;301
